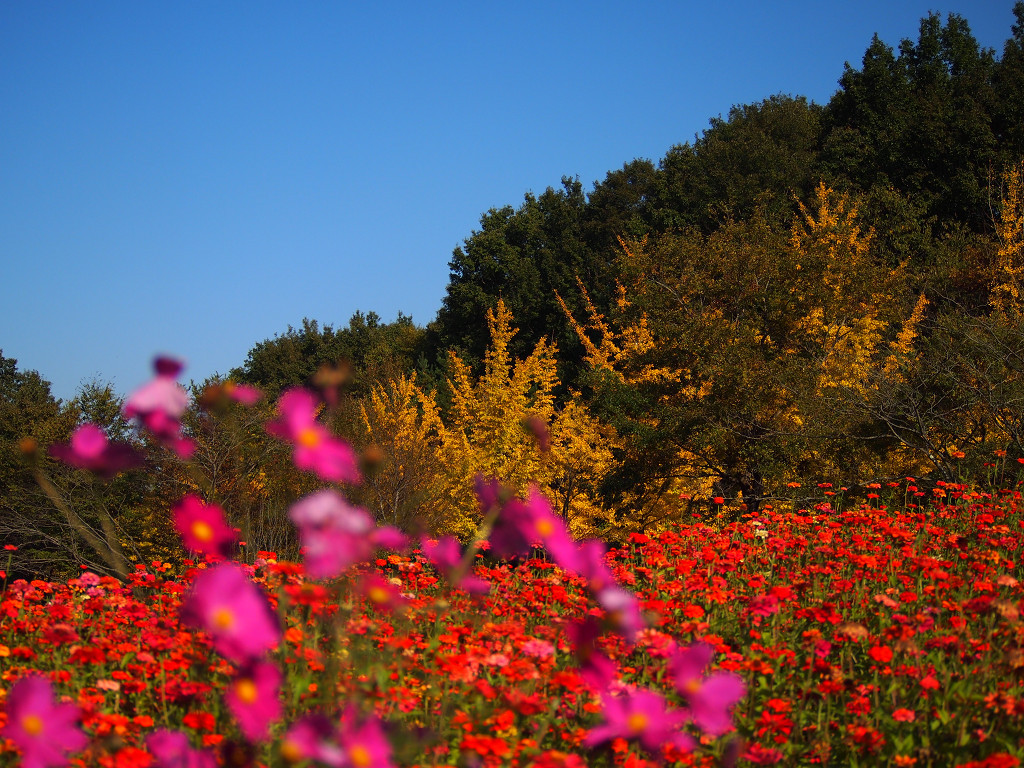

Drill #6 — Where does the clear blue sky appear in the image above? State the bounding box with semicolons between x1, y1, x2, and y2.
1;1;1017;403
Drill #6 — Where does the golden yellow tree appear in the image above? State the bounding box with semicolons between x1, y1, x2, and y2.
992;161;1024;317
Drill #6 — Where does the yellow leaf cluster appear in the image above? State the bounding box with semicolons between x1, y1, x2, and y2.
359;299;616;540
992;162;1024;317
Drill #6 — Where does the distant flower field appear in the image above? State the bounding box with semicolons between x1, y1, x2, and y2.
1;482;1022;767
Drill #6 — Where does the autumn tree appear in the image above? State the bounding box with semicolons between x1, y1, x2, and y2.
563;186;916;519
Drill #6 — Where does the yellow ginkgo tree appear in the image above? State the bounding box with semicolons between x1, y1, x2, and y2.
357;299;616;540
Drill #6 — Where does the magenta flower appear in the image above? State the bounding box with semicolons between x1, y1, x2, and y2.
281;715;344;767
266;388;360;483
421;535;491;594
522;486;583;573
481;478;579;570
359;573;407;614
123;356;195;458
173;495;236;558
669;642;746;736
338;705;395;768
224;660;282;741
577;539;617;594
584;688;694;757
146;729;218;768
0;675;88;768
180;562;281;663
49;423;143;478
566;618;618;692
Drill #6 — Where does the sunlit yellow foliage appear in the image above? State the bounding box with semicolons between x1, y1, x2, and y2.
358;373;468;536
357;300;615;540
791;183;873;298
992;162;1024;316
882;293;929;380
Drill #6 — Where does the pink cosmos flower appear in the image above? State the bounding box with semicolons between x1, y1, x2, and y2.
337;705;395;768
359;573;407;614
421;535;491;595
521;485;583;573
224;660;282;741
566;618;618;692
289;490;400;579
202;380;262;407
146;729;218;768
669;642;746;736
481;478;579;570
584;687;694;756
49;423;143;478
123;356;195;457
576;539;617;594
281;715;344;767
266;388;360;483
0;675;88;768
173;495;237;558
595;584;647;644
180;562;281;663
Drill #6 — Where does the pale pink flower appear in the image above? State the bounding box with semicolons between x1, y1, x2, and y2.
421;535;491;595
266;388;360;483
123;356;194;457
281;715;344;767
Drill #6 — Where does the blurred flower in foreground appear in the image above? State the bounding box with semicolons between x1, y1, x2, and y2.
49;422;143;478
584;688;693;757
669;642;746;736
289;489;403;580
421;535;491;594
0;675;88;768
225;660;283;741
281;714;344;766
123;356;195;458
180;562;281;663
266;388;361;483
338;705;395;768
173;494;237;558
146;729;218;768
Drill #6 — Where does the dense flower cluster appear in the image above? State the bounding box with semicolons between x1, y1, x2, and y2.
5;358;1024;766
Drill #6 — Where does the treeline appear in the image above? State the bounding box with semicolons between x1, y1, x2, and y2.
4;7;1024;579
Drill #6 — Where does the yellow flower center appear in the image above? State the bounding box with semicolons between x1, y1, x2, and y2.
349;744;372;768
213;607;235;630
627;712;648;734
535;518;554;537
21;714;44;737
297;428;321;448
191;520;214;542
281;740;303;763
368;586;390;605
682;678;701;696
235;678;259;704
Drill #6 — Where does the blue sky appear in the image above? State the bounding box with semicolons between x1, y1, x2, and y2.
1;1;1017;403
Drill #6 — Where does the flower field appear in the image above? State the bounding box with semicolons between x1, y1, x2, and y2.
3;363;1024;767
2;480;1023;766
